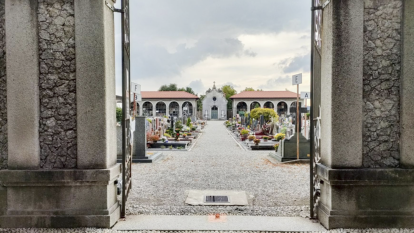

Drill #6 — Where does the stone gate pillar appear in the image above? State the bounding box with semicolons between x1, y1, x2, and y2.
0;0;120;228
316;0;414;229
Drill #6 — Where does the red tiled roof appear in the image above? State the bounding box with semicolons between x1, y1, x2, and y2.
141;91;199;99
230;91;298;99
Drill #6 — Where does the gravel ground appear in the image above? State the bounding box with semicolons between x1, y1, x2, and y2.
126;121;310;217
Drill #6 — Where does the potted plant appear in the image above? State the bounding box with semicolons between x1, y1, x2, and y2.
161;138;166;143
275;133;286;141
149;135;160;143
187;133;192;136
274;143;279;152
182;133;187;138
169;145;173;150
253;138;260;146
248;135;255;141
240;129;249;139
175;132;180;141
263;136;269;142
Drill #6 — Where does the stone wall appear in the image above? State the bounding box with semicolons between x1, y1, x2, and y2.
38;0;76;168
0;1;6;170
363;0;402;167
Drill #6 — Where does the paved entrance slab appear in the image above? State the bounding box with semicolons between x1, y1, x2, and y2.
113;215;326;231
185;190;249;206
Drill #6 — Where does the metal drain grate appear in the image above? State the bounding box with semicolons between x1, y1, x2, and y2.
205;195;229;203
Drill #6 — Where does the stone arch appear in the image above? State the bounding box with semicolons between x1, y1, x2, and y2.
155;102;166;117
277;101;288;116
250;101;261;110
169;101;179;117
142;101;153;116
182;101;193;116
264;101;274;109
236;101;247;114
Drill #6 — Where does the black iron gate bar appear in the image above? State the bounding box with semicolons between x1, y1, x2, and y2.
110;0;132;219
310;0;329;219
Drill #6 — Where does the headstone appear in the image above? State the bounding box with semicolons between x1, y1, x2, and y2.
253;119;257;130
133;116;147;159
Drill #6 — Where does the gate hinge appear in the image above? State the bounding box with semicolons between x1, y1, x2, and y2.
311;0;331;11
105;0;124;13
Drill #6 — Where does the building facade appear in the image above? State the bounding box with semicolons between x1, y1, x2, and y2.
202;84;228;120
230;91;304;117
134;91;198;118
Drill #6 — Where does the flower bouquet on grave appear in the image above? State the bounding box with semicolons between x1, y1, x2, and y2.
240;129;249;140
182;133;187;138
248;135;256;141
263;136;269;142
175;133;180;141
274;133;285;141
149;135;159;143
253;139;260;146
273;143;279;152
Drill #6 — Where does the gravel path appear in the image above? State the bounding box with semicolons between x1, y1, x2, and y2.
126;121;310;216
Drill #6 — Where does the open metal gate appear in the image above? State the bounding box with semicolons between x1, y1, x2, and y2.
119;0;132;219
310;0;326;219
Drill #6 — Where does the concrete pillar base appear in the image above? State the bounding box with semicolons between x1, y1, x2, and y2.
317;163;414;229
0;164;121;228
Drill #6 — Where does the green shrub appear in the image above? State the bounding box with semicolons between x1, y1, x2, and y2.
186;117;191;127
116;107;122;122
250;108;278;122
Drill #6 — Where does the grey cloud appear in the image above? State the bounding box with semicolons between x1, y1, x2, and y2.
131;37;247;79
258;75;291;90
244;50;257;57
278;53;310;73
127;0;311;41
188;79;205;94
222;82;241;88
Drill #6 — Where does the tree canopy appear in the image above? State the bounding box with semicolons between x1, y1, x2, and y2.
243;87;263;91
222;85;237;110
159;83;178;91
178;87;196;95
159;84;196;95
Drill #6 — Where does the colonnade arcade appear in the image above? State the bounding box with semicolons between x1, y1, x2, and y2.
233;99;303;117
135;99;197;117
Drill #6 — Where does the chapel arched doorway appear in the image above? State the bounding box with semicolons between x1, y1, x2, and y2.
211;106;218;119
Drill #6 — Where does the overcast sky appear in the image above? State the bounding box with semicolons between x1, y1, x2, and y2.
114;0;311;96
